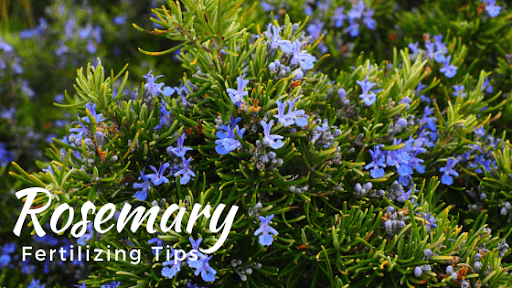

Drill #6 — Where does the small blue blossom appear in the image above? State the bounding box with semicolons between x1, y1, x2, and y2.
55;94;65;103
421;212;437;233
307;18;323;40
0;142;14;166
363;9;376;30
148;235;163;255
77;223;94;245
154;105;172;130
265;23;285;51
100;281;120;288
279;40;317;70
332;7;346;28
162;247;182;279
357;75;377;106
133;168;151;201
483;77;493;93
0;107;15;120
365;144;386;178
82;102;106;124
440;55;457;78
408;42;419;59
174;157;196;185
1;243;16;254
215;117;246;155
226;72;249;108
425;41;435;59
274;97;309;127
113;15;128;25
347;19;360;37
483;0;501;17
348;1;365;20
261;120;284;149
254;214;279;246
0;37;13;52
440;157;459;185
146;163;171;186
419;106;437;132
414;266;422;277
27;279;45;288
187;237;206;261
188;254;217;282
453;85;466;98
21;259;36;274
143;70;175;98
0;254;11;268
167;133;193;157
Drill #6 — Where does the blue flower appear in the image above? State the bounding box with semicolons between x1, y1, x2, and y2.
154;105;172;130
167;133;193;157
440;157;459;185
347;19;360;37
113;15;128;25
186;237;206;261
21;259;35;274
483;77;493;93
82;102;106;124
162;247;182;279
363;9;376;30
86;39;97;54
255;214;279;246
77;223;94;245
146;163;171;186
1;243;15;254
307;19;323;40
186;280;206;288
408;42;419;59
0;142;14;166
414;266;422;277
0;254;11;268
175;82;193;109
133;168;151;201
274;97;309;127
425;41;435;59
332;7;346;28
27;279;45;288
419;106;437;132
226;72;249;108
261;120;284;149
483;0;501;17
421;212;437;233
453;85;466;98
279;40;317;70
0;37;13;52
100;281;120;288
365;145;386;178
174;157;196;185
73;283;86;288
188;254;217;282
19;18;47;39
440;55;457;78
0;107;15;120
348;1;365;20
34;234;59;246
143;70;175;98
357;75;377;106
215;117;246;155
54;94;65;103
264;24;285;51
148;235;163;255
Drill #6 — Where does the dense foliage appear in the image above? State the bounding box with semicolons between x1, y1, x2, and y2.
2;0;512;287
